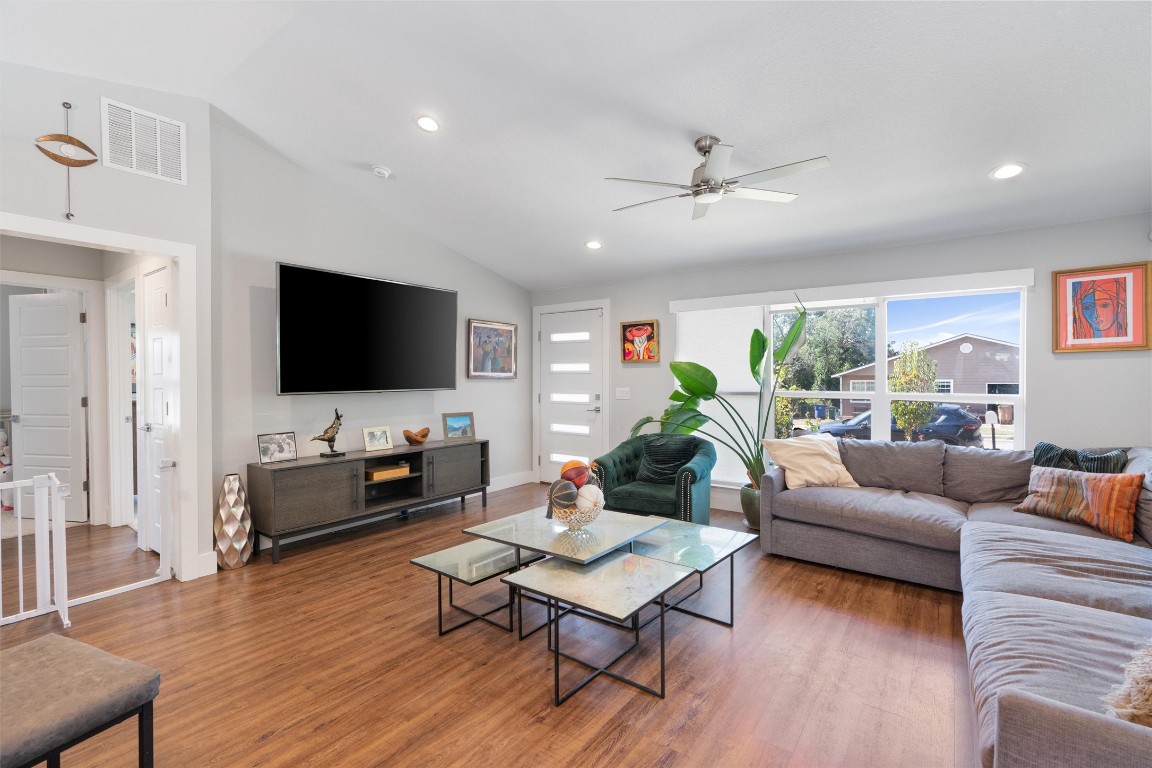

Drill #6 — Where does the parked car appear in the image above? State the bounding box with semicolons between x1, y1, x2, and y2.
817;404;983;446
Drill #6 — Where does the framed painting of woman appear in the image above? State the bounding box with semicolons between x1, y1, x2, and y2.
1053;261;1151;352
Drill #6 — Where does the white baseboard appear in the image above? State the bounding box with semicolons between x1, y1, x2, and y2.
491;471;537;491
193;550;218;580
710;485;742;513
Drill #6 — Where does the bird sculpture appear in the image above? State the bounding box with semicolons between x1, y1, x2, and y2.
311;408;344;455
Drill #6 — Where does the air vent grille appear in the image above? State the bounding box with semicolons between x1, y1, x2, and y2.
101;97;187;185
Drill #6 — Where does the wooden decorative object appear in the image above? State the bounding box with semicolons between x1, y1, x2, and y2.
403;427;431;445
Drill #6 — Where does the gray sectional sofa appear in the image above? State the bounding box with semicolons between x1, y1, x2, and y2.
760;440;1152;768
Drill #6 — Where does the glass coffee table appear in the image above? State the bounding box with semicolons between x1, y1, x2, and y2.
502;550;694;706
463;506;668;564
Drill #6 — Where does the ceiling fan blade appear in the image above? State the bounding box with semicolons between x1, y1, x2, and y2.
725;155;830;188
725;187;798;203
699;144;733;184
691;202;711;220
613;192;692;212
606;177;695;191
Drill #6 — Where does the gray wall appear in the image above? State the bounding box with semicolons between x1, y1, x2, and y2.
0;235;105;280
210;112;535;488
531;213;1152;450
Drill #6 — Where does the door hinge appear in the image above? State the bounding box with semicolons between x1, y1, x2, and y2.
81;396;88;407
82;480;89;492
538;393;541;403
79;312;87;323
164;292;168;307
537;330;541;341
537;455;541;466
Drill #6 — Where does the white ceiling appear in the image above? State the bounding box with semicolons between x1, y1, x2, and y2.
2;1;1149;292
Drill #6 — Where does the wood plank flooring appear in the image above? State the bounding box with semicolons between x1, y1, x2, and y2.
0;484;978;768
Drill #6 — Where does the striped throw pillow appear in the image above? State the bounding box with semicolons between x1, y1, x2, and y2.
1033;442;1129;474
1014;466;1145;542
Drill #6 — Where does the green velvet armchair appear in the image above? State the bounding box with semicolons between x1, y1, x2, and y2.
591;434;716;525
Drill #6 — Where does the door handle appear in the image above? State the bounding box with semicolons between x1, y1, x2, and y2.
138;423;152;432
586;407;601;413
10;414;19;423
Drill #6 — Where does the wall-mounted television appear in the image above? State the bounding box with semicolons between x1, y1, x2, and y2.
276;263;457;394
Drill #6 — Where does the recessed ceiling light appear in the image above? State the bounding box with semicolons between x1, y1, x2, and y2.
416;115;440;132
371;165;392;179
990;162;1026;180
585;240;603;250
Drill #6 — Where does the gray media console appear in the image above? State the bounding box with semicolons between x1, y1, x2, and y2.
246;439;489;562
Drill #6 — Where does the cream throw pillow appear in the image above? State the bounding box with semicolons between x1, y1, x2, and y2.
761;433;859;489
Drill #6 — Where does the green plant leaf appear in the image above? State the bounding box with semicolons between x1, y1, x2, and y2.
749;328;768;387
670;361;717;399
772;307;808;365
629;416;655;437
664;408;709;434
669;390;691;403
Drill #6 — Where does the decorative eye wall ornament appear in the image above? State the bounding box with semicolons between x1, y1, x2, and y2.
34;102;97;220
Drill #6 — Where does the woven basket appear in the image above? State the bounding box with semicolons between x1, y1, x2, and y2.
552;503;602;531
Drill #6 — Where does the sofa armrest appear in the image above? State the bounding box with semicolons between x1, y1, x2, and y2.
592;440;642;493
760;467;786;520
674;441;717;524
993;688;1152;768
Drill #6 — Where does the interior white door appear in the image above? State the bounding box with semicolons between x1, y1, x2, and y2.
8;292;88;522
137;266;176;553
538;308;607;481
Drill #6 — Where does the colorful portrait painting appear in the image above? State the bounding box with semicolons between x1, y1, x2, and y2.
1053;262;1151;352
621;320;659;363
467;319;516;379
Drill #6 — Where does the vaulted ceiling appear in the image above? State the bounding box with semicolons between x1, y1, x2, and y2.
2;1;1149;291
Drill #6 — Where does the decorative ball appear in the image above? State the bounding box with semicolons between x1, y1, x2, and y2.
549;479;579;510
560;460;590;488
574;483;604;511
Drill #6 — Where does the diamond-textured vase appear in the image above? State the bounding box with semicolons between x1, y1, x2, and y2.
215;473;253;569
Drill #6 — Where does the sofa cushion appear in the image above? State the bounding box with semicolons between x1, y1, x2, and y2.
837;439;946;496
1014;466;1144;542
636;434;697;483
1123;447;1152;544
1034;441;1130;474
943;445;1032;503
960;521;1152;618
761;433;858;489
605;481;677;516
967;502;1152;546
771;486;967;551
962;590;1152;768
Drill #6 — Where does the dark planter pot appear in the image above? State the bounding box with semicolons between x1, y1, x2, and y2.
740;484;761;530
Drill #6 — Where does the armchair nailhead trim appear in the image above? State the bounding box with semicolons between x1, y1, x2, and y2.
679;471;694;522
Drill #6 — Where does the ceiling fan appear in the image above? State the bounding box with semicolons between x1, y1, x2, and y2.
607;135;829;220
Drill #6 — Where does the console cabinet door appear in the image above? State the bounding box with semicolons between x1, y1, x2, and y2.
425;444;482;497
271;461;363;533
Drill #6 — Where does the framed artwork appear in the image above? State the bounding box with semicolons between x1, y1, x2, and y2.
620;320;659;363
257;432;297;464
362;426;393;452
467;319;517;378
1052;261;1151;353
442;412;475;442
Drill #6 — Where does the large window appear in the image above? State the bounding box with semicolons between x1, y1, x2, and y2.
675;278;1027;485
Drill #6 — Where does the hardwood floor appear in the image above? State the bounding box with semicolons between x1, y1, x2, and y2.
0;485;978;768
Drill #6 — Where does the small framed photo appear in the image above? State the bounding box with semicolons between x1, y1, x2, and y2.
621;320;659;363
362;426;393;452
442;412;475;442
257;432;297;464
1052;261;1151;352
467;319;517;379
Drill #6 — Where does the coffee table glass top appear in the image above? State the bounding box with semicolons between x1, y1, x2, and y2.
502;550;695;622
632;520;758;572
463;507;668;565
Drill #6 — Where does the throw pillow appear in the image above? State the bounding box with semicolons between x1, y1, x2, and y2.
1014;466;1145;542
761;433;859;490
1033;441;1129;474
636;434;698;484
1106;638;1152;727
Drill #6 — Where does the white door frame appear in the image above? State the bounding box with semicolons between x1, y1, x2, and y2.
104;273;136;528
532;299;612;483
0;212;212;581
1;270;107;525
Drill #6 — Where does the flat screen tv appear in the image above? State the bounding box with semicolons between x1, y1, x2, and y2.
276;263;457;394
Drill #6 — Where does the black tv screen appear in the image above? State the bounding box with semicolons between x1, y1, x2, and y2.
277;263;457;394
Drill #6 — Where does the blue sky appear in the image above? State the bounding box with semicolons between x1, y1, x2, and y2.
887;293;1021;347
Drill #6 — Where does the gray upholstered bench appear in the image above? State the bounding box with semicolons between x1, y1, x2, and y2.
0;634;161;768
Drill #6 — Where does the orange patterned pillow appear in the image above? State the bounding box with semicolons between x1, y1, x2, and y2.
1014;466;1145;542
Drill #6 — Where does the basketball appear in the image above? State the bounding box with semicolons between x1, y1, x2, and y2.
560;460;590;488
549;479;579;510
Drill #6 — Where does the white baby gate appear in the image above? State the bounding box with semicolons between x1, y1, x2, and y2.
0;473;71;628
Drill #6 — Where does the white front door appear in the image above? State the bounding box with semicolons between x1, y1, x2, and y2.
537;307;608;481
137;266;176;553
8;292;88;521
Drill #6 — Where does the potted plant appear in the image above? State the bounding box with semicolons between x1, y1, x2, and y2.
630;305;808;529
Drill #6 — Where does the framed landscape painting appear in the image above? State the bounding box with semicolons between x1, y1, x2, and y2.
620;320;659;363
468;319;516;378
442;412;475;442
362;426;393;452
1053;261;1151;352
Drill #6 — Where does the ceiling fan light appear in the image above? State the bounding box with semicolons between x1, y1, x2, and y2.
695;190;724;204
990;162;1026;180
416;115;440;132
585;240;602;250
